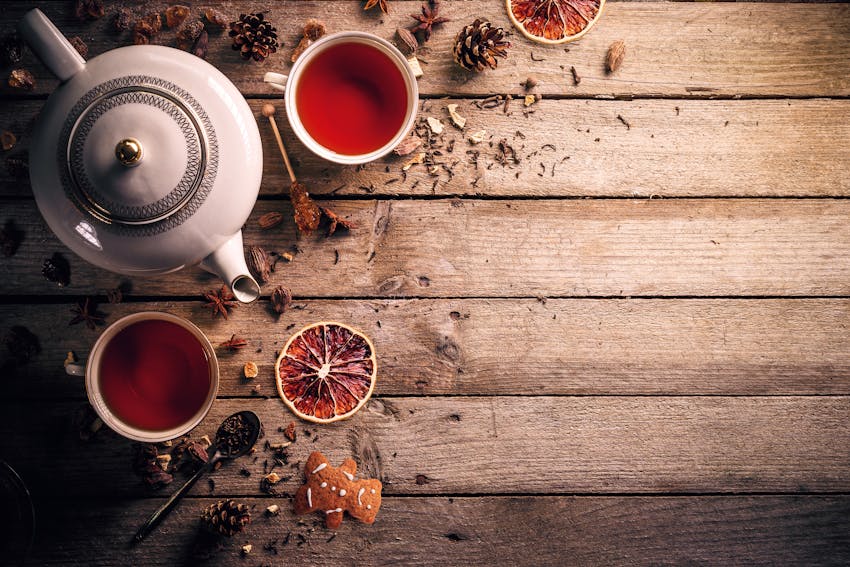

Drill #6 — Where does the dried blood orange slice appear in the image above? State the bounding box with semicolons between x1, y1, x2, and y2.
275;322;377;423
506;0;605;45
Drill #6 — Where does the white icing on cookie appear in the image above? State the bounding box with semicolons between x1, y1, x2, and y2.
311;463;327;474
339;489;347;496
357;487;365;505
370;488;376;494
320;482;327;488
367;504;372;509
342;471;354;481
331;486;336;491
307;488;312;508
325;508;343;514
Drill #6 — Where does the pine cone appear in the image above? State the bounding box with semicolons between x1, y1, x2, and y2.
452;19;511;72
229;13;279;62
202;499;251;536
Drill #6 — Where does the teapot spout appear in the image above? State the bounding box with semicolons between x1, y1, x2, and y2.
199;232;260;304
19;9;85;82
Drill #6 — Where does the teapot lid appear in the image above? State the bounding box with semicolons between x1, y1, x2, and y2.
58;75;218;233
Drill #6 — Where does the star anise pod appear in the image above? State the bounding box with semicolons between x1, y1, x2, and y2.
219;334;248;351
320;206;355;237
203;286;237;319
409;0;450;42
69;297;106;330
364;0;389;14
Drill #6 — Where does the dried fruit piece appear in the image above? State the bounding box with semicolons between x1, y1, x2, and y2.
409;0;450;43
204;8;230;30
320;206;354;237
164;5;190;28
506;0;605;44
258;211;284;230
284;421;297;441
364;0;389;14
524;94;540;106
394;135;422;156
69;297;106;330
68;36;88;58
42;252;70;286
468;130;487;144
453;19;511;72
1;131;16;152
113;8;132;32
8;69;35;90
270;286;292;315
275;322;377;423
606;39;625;73
0;34;23;67
176;20;204;51
74;0;105;21
265;504;280;516
229;13;279;62
446;104;466;129
244;361;259;379
402;152;426;171
133;13;162;45
426;116;444;135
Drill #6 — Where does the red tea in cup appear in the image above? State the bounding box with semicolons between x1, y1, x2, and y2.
295;42;410;156
97;319;213;431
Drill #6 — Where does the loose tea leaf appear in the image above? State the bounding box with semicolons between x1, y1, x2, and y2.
320;206;355;237
0;34;23;67
74;0;105;21
112;8;132;32
176;20;204;51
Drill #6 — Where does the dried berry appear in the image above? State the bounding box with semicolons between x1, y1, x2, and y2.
192;30;209;59
133;443;174;489
3;325;40;365
42;252;70;286
6;153;28;179
176;20;204;51
204;8;230;30
270;286;292;315
257;211;284;230
112;8;132;32
69;297;106;330
364;0;389;14
1;220;22;257
219;334;248;351
203;286;237;319
229;13;279;62
0;130;16;151
409;0;450;42
605;40;625;73
246;245;275;284
0;34;23;67
74;0;105;21
8;69;35;90
164;5;190;28
68;36;88;59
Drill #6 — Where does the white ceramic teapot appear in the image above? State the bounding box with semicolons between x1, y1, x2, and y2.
19;9;262;302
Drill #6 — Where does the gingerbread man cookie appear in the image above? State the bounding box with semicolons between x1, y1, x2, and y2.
294;451;382;529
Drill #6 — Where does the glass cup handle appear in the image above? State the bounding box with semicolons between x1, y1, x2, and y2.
65;359;86;377
264;72;288;92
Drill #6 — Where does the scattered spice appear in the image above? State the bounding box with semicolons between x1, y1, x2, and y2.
42;252;70;286
524;94;540;107
69;297;106;330
270;286;292;315
364;0;389;14
176;20;204;51
229;12;279;62
446;104;466;129
409;0;450;43
203;286;237;319
570;65;581;85
393;135;422;156
219;334;248;351
258;211;284;230
164;5;191;28
0;220;22;256
192;30;209;59
522;76;538;90
0;34;23;67
112;8;132;32
402;152;426;171
617;114;631;130
243;361;259;379
8;69;35;90
291;19;327;63
530;51;545;62
74;0;105;21
468;130;486;144
606;40;626;73
133;444;174;489
246;245;275;284
3;325;40;365
284;422;297;442
320;206;354;237
217;412;256;457
204;8;230;30
241;544;252;556
396;28;418;55
68;36;88;58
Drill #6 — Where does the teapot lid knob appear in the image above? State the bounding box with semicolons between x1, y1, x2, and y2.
115;138;143;167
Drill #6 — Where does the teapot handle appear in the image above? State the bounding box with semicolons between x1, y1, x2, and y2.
19;9;85;82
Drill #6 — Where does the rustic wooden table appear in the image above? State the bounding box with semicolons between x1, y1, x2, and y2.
1;0;850;565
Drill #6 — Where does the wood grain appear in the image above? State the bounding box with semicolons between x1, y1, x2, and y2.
4;98;850;198
18;496;849;566
1;2;849;98
4;299;850;399
3;397;849;497
2;198;850;297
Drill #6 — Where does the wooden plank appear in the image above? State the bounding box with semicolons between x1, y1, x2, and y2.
1;2;849;98
4;299;850;399
3;397;849;497
18;496;850;566
2;198;850;297
4;98;850;198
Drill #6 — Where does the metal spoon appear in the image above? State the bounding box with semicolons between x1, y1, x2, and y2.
132;410;262;544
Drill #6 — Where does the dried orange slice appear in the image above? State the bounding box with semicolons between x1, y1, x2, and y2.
506;0;605;45
275;322;377;423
